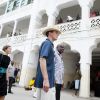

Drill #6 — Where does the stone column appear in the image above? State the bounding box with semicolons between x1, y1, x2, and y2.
19;14;41;87
12;20;18;36
81;5;90;30
79;47;92;98
78;0;95;30
79;62;90;98
47;9;59;26
47;14;56;26
0;24;4;37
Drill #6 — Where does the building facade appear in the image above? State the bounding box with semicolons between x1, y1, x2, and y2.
0;0;100;98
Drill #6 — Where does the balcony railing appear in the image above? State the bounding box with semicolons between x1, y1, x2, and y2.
36;16;100;38
12;34;27;44
0;37;11;47
90;16;100;30
57;20;81;33
0;16;100;47
36;20;81;38
0;34;27;47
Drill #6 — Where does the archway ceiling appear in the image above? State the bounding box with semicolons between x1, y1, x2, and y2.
58;0;78;10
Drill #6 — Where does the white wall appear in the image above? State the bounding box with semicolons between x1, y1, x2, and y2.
1;23;14;37
0;0;8;5
13;52;23;68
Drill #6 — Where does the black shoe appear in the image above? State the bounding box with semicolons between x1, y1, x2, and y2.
8;91;13;94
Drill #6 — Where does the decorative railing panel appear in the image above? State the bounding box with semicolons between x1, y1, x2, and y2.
0;34;27;48
12;34;27;44
57;20;81;33
0;37;11;47
90;16;100;29
36;20;81;38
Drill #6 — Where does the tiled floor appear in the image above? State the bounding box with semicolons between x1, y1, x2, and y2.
5;87;100;100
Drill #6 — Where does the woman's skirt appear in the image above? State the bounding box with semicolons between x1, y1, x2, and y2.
75;80;80;90
0;75;7;96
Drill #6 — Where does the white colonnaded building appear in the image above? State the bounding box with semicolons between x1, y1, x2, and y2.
0;0;100;98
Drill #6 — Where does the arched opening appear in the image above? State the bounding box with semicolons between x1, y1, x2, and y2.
11;50;24;83
0;16;30;38
1;21;14;38
90;0;100;17
55;42;80;93
39;13;48;28
14;16;30;36
91;42;100;97
56;1;81;24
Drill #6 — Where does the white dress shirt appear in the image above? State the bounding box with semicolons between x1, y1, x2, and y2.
54;50;64;84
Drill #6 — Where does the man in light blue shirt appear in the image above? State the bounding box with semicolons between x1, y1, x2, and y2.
34;27;61;100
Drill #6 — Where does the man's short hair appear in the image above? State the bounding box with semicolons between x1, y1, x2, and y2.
45;30;56;37
2;45;11;51
57;45;64;50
